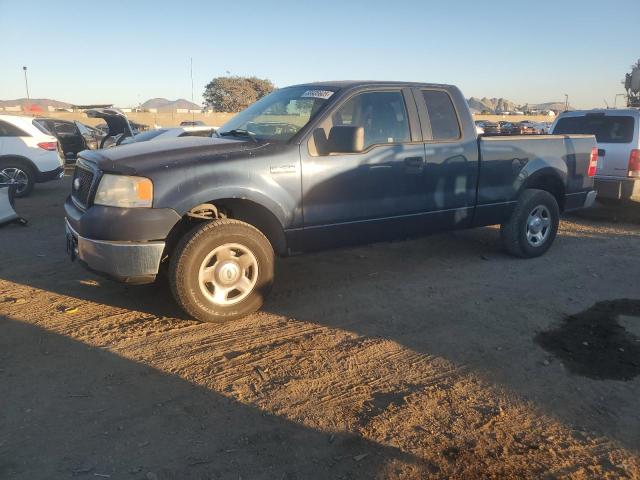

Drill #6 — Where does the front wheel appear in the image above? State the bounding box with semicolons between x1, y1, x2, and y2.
500;189;560;258
169;219;274;323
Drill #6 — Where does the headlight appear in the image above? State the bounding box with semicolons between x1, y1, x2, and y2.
94;174;153;208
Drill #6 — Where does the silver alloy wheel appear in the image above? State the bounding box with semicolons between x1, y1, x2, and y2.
0;167;29;195
526;204;551;247
198;243;259;306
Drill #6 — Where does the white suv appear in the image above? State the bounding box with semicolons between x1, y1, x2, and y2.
551;109;640;203
0;114;64;197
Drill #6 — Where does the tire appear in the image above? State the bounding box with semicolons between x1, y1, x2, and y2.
169;219;274;323
500;189;560;258
0;161;35;198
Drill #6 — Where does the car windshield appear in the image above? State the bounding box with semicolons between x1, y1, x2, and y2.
121;129;167;144
218;86;338;142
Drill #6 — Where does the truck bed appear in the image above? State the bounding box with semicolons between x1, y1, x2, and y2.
478;134;596;206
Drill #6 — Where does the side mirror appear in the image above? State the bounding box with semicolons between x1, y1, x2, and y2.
327;126;364;154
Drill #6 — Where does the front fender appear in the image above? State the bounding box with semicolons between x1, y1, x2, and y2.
173;185;292;228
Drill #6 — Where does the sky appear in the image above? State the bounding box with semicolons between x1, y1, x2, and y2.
0;0;638;109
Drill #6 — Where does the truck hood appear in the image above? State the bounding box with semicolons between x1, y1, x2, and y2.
79;136;265;176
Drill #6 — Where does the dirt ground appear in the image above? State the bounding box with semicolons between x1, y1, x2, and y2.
1;178;639;480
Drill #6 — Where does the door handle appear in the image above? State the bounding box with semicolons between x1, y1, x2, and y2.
404;156;424;167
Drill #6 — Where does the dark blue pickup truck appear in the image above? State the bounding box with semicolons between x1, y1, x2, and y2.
65;81;598;322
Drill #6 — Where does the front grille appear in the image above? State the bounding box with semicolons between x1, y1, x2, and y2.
71;162;95;207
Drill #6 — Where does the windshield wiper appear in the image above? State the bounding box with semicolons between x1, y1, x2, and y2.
218;129;258;142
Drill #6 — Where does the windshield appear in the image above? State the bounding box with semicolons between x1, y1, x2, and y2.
218;86;338;142
120;129;167;144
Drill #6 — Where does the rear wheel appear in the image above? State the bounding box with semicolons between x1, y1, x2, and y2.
0;162;35;197
169;219;274;323
500;189;560;258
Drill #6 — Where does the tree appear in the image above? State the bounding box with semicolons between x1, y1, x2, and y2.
203;76;275;112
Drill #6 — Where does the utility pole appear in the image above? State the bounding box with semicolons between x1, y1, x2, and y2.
22;66;30;101
564;94;569;111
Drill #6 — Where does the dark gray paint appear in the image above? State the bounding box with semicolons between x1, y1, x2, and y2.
65;81;596;255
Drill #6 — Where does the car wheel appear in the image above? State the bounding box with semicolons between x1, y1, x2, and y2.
0;162;35;198
500;189;560;258
169;219;274;323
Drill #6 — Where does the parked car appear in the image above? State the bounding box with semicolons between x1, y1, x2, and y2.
85;108;136;148
180;120;206;126
498;121;514;134
0;115;64;197
551;109;640;203
33;118;103;160
119;126;218;145
481;121;501;135
65;81;597;323
512;122;537;135
528;122;551;135
94;120;148;137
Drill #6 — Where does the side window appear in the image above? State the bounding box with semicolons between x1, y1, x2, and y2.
422;90;461;141
311;91;411;155
33;120;52;135
53;122;77;135
75;122;90;135
0;120;28;137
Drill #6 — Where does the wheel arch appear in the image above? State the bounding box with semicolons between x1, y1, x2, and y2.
166;197;288;258
519;168;566;211
0;155;37;174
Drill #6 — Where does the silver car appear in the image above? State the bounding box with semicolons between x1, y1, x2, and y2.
552;109;640;202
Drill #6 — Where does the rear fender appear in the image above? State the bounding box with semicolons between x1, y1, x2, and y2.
517;160;567;208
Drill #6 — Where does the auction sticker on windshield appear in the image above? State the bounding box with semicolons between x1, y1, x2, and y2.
301;90;334;99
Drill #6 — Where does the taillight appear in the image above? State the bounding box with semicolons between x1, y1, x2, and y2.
588;147;598;177
37;141;58;151
629;149;640;178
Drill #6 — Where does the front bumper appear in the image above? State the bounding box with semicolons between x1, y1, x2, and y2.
65;218;164;284
595;177;640;201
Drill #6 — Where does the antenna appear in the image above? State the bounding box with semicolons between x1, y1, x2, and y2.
190;57;195;122
190;57;194;103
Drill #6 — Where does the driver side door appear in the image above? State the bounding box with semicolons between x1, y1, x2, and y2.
298;89;426;248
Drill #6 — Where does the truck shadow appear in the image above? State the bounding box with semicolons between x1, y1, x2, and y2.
0;316;421;479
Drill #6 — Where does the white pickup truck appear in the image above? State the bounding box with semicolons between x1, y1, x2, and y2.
552;109;640;203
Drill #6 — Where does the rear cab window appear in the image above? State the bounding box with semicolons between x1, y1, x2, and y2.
421;90;461;141
553;115;635;144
